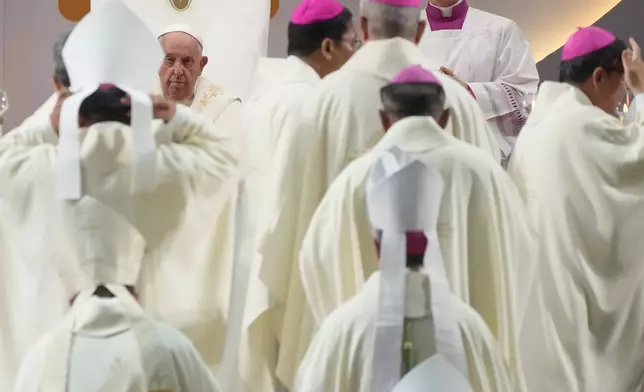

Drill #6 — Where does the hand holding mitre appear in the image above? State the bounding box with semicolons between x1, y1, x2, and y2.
50;91;178;134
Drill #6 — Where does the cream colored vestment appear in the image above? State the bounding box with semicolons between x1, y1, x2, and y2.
300;116;535;391
249;37;501;390
0;105;242;390
296;272;513;392
509;82;644;392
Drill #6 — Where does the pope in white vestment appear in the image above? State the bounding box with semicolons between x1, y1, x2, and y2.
508;28;644;392
299;65;535;391
250;1;501;388
419;0;539;157
0;3;242;390
297;147;511;392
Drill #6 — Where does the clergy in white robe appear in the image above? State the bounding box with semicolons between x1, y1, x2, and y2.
13;203;222;392
508;28;644;392
248;1;501;388
0;4;242;390
299;65;535;391
419;0;539;158
233;1;357;390
296;146;512;392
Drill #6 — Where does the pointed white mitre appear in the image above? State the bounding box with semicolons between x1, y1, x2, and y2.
367;147;439;233
57;0;163;200
366;147;445;392
158;23;204;48
59;197;145;296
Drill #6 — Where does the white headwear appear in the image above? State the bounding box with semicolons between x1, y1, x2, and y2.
158;23;204;48
366;147;470;392
57;0;162;200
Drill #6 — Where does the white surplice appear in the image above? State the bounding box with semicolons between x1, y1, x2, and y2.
508;82;644;392
251;37;501;390
229;55;321;392
419;1;539;152
295;271;513;392
14;296;222;392
300;116;536;391
0;106;242;391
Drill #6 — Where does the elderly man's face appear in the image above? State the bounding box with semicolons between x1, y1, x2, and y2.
159;32;208;102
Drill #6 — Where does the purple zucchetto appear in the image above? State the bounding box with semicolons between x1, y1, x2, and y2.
291;0;345;25
389;65;442;86
562;26;617;61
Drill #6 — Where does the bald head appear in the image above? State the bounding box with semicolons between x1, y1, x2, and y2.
359;1;425;43
158;31;208;102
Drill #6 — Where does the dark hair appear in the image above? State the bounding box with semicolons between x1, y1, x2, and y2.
78;86;131;126
380;83;446;119
93;285;137;298
287;7;353;57
53;31;72;88
559;39;628;84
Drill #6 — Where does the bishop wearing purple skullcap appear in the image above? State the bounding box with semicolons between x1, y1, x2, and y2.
507;29;644;392
249;0;506;387
379;65;450;131
419;0;539;161
287;0;357;78
238;0;358;390
294;58;529;391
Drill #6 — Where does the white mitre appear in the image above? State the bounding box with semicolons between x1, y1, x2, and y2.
158;23;204;48
366;148;472;392
58;0;163;200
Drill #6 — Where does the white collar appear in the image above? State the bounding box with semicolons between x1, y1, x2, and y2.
430;0;463;17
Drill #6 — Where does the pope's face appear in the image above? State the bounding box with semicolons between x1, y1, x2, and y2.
159;32;208;102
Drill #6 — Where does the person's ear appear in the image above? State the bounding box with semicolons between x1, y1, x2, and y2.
437;109;450;129
321;38;334;61
414;21;427;44
379;109;393;131
200;56;209;72
591;67;606;90
360;16;369;42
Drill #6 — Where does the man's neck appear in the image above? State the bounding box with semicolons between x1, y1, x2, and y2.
298;55;326;78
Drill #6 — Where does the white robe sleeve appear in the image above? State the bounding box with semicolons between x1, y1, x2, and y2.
157;324;224;392
154;104;242;192
468;21;539;138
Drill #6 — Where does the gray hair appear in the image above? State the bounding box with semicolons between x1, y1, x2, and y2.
360;1;421;40
53;31;72;88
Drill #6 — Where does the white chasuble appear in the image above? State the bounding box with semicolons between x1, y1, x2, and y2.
0;106;242;390
230;56;321;392
295;272;513;392
299;116;536;392
419;1;539;153
14;295;223;392
250;37;501;390
508;82;644;392
246;37;501;391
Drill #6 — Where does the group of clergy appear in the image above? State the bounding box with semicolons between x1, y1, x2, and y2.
1;0;643;390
